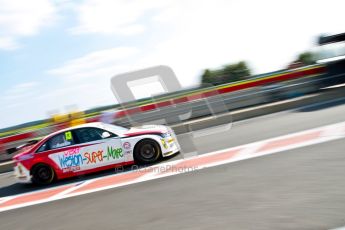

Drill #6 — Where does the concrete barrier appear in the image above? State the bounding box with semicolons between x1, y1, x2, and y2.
171;86;345;134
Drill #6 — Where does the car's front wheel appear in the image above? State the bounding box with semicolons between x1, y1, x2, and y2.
32;164;55;185
134;139;161;164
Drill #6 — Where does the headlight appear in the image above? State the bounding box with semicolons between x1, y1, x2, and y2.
160;133;170;138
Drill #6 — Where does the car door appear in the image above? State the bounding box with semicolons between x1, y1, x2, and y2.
72;127;125;171
43;130;83;173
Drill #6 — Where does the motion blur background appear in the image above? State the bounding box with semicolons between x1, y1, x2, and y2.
0;0;344;126
2;1;345;229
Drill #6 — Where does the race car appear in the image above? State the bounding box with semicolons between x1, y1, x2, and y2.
13;122;180;185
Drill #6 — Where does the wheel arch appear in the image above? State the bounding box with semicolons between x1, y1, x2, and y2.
30;162;52;174
133;138;162;163
30;162;57;182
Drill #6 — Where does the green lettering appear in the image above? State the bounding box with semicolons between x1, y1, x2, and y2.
107;146;123;159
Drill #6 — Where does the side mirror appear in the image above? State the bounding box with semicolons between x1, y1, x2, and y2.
101;132;111;139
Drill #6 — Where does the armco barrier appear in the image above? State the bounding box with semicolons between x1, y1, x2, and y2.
171;85;345;134
111;74;323;128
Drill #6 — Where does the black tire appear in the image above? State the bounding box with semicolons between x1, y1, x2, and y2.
31;164;55;185
134;139;161;164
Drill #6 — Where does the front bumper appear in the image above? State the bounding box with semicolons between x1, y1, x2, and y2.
161;137;180;157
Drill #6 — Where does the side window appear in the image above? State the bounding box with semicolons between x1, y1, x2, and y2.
49;131;75;150
37;142;48;153
74;128;109;144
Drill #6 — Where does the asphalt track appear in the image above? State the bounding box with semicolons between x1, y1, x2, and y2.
0;99;345;229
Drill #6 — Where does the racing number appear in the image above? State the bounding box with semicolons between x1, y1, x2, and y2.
65;131;72;141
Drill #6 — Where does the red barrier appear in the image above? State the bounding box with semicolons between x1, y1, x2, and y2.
0;132;35;145
117;66;326;118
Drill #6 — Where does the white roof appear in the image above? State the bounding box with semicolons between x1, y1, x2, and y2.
46;122;127;139
57;122;105;133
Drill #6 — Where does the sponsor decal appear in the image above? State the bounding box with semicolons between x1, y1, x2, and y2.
55;146;124;172
161;139;168;149
123;142;131;149
125;150;131;155
84;150;104;164
105;146;123;160
62;166;80;173
64;147;81;156
59;154;84;169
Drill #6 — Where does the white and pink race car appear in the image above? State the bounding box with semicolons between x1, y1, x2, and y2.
13;122;180;185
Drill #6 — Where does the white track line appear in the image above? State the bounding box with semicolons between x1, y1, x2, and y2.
232;142;265;161
330;226;345;230
0;196;15;205
62;121;345;200
49;180;96;200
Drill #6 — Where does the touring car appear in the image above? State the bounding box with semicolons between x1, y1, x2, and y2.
13;122;180;184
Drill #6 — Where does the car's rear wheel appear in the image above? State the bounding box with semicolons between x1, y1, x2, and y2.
32;164;55;185
134;139;161;164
